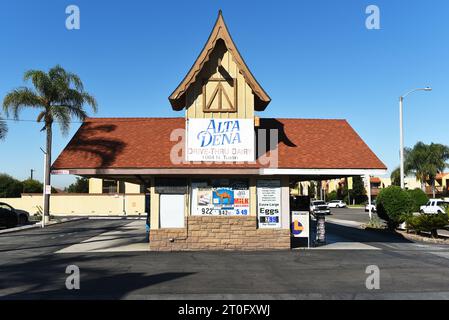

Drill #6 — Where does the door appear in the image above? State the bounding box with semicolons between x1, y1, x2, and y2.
159;194;185;228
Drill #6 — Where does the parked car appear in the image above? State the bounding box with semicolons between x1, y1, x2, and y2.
327;200;347;208
310;200;331;216
420;199;449;214
364;200;377;213
0;203;29;228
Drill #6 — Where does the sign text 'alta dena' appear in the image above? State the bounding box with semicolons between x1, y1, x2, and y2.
187;118;255;162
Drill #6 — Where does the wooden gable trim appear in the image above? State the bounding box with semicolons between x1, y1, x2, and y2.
168;10;271;111
202;78;238;113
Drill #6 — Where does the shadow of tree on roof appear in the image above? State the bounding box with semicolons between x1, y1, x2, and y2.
65;123;126;168
256;118;297;159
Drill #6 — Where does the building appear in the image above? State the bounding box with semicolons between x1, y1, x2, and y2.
88;178;143;194
51;11;386;251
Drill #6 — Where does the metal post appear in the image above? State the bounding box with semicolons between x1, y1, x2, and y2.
41;152;46;228
399;96;405;189
399;87;432;189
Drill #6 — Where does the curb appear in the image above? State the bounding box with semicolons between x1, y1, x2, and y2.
0;223;40;234
397;230;449;245
0;217;88;235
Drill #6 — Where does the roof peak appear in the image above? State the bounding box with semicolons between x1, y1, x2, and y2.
168;11;270;111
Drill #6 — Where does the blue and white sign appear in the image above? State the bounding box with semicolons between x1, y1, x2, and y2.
186;118;255;162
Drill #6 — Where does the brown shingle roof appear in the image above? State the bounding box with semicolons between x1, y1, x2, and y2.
52;117;386;170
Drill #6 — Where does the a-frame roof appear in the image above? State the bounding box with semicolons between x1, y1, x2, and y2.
169;10;271;111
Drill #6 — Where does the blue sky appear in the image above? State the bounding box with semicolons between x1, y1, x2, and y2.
1;0;448;188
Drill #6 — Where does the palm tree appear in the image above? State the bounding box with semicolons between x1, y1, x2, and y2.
0;117;7;140
390;167;401;186
405;142;449;197
3;65;97;219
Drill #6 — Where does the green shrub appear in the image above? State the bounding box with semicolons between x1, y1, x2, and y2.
406;188;429;212
22;179;43;193
0;173;23;198
365;216;386;229
406;213;449;238
376;186;414;229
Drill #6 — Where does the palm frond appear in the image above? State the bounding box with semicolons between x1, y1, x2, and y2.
3;87;43;119
51;107;71;135
49;65;84;91
23;70;52;98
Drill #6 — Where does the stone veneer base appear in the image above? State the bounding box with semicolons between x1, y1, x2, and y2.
149;216;291;251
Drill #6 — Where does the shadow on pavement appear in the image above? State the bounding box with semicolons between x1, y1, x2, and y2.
0;252;195;300
291;219;414;249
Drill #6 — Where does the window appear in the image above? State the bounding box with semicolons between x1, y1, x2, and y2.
102;180;117;194
191;178;249;216
0;204;13;212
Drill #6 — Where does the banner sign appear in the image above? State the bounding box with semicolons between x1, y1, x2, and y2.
291;211;309;238
186;118;255;162
191;182;249;216
257;180;281;228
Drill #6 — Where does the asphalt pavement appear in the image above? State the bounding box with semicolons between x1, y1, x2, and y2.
1;214;449;299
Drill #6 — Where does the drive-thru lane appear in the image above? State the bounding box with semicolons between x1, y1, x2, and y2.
1;216;449;299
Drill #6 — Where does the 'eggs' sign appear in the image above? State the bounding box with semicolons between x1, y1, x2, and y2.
186;118;255;162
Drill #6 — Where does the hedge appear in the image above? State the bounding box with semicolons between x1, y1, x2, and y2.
376;186;414;229
406;188;429;213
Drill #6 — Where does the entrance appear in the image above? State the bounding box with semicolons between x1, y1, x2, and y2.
159;194;185;228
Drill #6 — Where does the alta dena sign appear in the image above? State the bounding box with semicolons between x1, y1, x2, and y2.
186;118;255;162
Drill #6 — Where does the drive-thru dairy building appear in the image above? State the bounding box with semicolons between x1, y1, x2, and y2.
52;12;386;251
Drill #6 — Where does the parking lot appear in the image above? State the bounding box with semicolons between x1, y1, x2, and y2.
1;210;449;299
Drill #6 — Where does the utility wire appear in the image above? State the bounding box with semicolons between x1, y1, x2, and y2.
2;117;180;124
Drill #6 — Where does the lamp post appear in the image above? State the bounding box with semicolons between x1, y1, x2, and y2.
399;87;432;189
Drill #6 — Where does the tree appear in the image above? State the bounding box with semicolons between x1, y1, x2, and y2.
66;177;89;193
405;142;449;197
390;167;401;187
3;65;97;219
0;116;7;140
22;179;43;193
0;174;23;198
350;176;367;204
308;181;316;198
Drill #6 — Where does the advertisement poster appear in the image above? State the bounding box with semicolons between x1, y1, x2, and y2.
191;183;249;216
186;118;255;162
291;211;309;238
257;180;281;228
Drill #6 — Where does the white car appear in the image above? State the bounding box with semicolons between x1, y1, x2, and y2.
310;200;331;215
327;200;347;208
365;200;377;213
420;199;448;214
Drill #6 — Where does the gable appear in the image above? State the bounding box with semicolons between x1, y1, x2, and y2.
169;11;270;114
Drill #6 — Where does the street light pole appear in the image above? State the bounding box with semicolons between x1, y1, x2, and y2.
399;87;432;189
399;96;405;189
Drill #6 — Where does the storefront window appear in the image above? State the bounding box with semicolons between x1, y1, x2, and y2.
191;178;249;216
